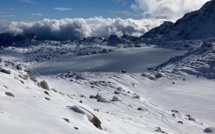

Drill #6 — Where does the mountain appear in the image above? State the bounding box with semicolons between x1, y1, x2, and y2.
142;0;215;42
140;21;174;39
0;33;36;47
156;42;215;79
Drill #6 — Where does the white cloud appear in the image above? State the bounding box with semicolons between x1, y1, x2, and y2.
54;7;73;11
131;0;210;19
22;0;36;4
0;17;166;40
32;13;43;16
107;11;132;16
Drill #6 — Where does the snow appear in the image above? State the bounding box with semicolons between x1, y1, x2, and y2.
1;1;215;132
1;40;214;134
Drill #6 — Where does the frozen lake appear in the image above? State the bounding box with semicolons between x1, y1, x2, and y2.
32;46;186;74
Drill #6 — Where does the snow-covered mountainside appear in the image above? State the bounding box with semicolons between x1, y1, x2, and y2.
140;21;174;39
156;42;215;79
1;39;215;134
142;0;215;43
1;1;215;134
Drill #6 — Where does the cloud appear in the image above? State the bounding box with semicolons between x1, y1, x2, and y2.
131;0;210;19
54;7;73;11
22;0;36;4
32;13;43;16
0;17;166;41
107;11;132;16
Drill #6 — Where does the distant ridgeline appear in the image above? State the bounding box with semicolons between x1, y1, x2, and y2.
0;33;36;47
1;0;215;47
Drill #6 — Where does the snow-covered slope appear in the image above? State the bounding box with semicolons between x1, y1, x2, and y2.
1;65;214;134
1;40;215;134
140;21;174;39
141;0;215;43
156;42;215;79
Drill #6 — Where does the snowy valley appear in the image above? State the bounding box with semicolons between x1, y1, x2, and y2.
1;0;215;134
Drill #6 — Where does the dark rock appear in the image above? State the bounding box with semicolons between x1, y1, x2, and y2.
133;95;140;99
74;127;78;130
155;127;165;133
178;121;183;124
16;64;22;70
204;127;214;133
155;73;163;78
111;96;120;101
5;92;15;97
121;70;127;73
45;97;50;101
80;94;86;98
90;93;101;99
97;97;110;103
44;91;50;96
137;107;148;111
63;118;70;123
0;67;11;74
20;80;24;84
114;91;120;94
186;115;196;121
171;110;179;113
117;87;124;91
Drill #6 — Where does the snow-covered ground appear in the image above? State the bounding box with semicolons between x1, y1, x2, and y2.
0;41;214;134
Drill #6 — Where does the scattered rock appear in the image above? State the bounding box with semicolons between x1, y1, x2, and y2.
155;73;163;78
5;92;15;97
39;80;50;90
3;85;8;89
178;121;183;124
114;91;120;94
111;96;120;101
171;110;179;113
137;107;148;111
172;113;176;118
97;97;110;103
0;67;11;74
121;70;127;73
16;64;22;70
70;106;102;129
133;95;140;99
79;100;83;103
172;82;175;84
155;127;165;133
44;91;50;96
51;88;58;93
90;93;101;99
117;87;124;91
204;127;215;133
74;127;78;130
80;94;86;98
63;118;70;123
45;97;50;101
186;115;196;121
20;80;24;84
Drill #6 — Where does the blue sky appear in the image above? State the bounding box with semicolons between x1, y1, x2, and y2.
0;0;140;21
0;0;209;22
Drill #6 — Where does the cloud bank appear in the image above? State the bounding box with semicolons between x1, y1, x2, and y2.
131;0;210;19
0;17;165;41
